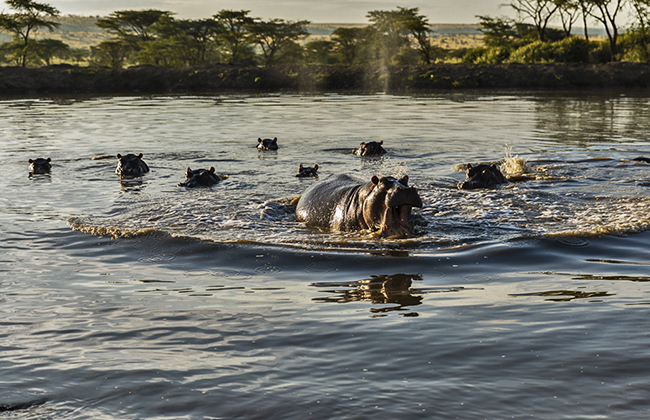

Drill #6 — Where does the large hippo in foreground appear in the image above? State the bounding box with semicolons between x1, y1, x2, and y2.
179;167;220;187
29;158;51;174
458;163;507;189
295;174;422;237
115;153;149;177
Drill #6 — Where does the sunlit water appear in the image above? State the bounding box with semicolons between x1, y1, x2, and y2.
3;92;650;419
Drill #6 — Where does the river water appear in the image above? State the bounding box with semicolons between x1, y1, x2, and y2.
2;92;650;419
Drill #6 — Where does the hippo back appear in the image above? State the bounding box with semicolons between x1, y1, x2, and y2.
295;175;365;231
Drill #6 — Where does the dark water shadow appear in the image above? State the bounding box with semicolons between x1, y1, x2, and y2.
509;289;614;302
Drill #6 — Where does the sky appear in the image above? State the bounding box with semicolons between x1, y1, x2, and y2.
41;0;516;24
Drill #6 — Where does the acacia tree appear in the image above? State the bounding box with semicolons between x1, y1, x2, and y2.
150;16;221;66
33;38;68;65
628;0;650;60
575;0;595;40
507;0;560;41
0;0;60;67
395;7;434;64
365;9;411;64
556;0;581;37
587;0;625;61
331;26;365;64
96;9;173;51
247;18;309;66
214;10;255;65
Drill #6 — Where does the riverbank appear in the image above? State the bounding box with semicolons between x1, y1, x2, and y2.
1;62;650;95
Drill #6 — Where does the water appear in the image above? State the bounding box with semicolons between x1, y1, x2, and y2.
2;91;650;419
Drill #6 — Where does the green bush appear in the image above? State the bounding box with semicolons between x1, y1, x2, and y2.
462;46;510;64
508;37;591;63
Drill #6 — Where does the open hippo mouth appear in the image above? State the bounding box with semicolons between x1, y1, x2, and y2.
381;189;423;237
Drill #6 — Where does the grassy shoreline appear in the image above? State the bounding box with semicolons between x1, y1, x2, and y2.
2;62;650;95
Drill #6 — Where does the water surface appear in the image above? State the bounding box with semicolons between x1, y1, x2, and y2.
2;92;650;419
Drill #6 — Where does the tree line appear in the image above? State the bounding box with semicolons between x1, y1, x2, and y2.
2;0;650;68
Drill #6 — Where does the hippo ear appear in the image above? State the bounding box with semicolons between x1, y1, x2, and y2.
187;167;192;172
258;138;262;143
379;176;388;185
117;154;122;159
209;167;215;173
46;157;51;162
400;175;409;186
273;137;277;141
371;175;379;185
138;153;143;158
379;140;383;145
299;164;303;170
467;163;472;169
29;159;34;163
314;164;318;170
360;142;366;147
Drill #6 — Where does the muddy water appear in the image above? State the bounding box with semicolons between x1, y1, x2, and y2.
2;92;650;419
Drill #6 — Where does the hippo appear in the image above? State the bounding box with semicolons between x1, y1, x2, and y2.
179;167;220;187
353;140;386;157
257;137;278;150
632;157;650;163
28;158;51;174
295;174;423;237
296;164;319;178
115;153;149;177
458;163;508;190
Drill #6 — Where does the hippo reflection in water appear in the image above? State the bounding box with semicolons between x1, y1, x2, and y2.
295;174;423;237
29;158;51;174
179;167;220;187
353;140;386;157
115;153;149;177
296;164;319;178
257;137;278;150
458;163;508;190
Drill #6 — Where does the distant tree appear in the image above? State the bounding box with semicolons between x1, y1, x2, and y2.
476;15;519;47
90;39;131;68
151;16;221;66
247;18;309;66
575;0;595;40
586;0;625;61
394;7;434;64
365;9;411;64
556;0;581;37
96;9;173;51
214;10;256;65
627;0;650;61
304;39;336;64
0;0;60;66
68;46;88;64
331;26;365;64
506;0;561;42
33;38;68;65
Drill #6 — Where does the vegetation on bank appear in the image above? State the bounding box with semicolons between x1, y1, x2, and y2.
3;0;650;70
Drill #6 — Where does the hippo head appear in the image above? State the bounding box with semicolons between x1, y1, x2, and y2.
355;140;386;157
29;157;51;174
458;163;508;190
116;153;150;178
296;164;319;178
179;167;220;188
363;175;423;237
257;137;279;150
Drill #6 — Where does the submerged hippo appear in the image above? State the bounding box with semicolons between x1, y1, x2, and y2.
295;174;423;237
296;164;319;178
257;137;279;150
632;157;650;163
115;153;149;177
458;163;508;189
179;167;220;187
353;140;386;157
29;158;51;174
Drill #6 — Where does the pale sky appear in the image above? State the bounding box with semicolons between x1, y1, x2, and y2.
42;0;516;24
